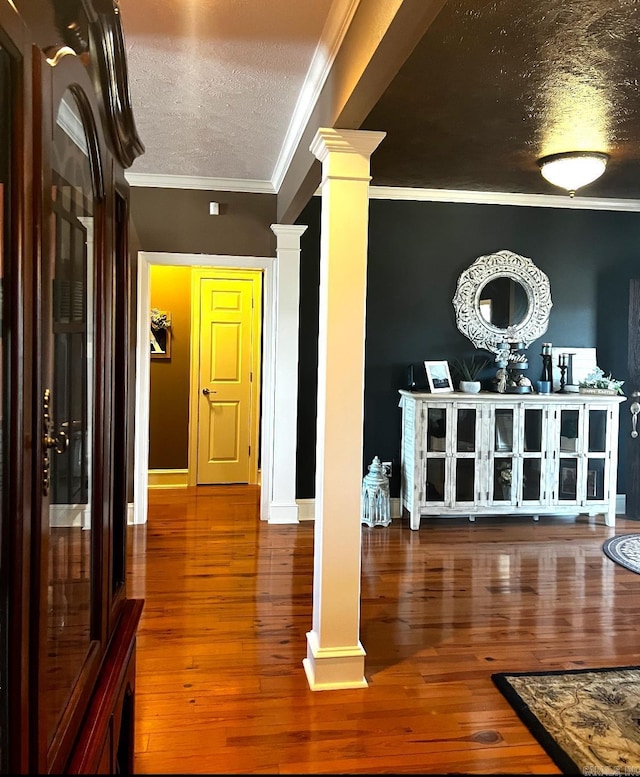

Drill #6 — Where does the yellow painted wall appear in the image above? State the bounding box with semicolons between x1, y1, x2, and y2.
149;265;192;469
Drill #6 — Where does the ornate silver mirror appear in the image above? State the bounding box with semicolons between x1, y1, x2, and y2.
452;249;552;353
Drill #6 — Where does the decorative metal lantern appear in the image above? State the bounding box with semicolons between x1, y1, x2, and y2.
361;455;391;527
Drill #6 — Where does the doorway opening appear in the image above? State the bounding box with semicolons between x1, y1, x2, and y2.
133;252;276;525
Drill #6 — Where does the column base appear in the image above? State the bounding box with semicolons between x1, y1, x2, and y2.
303;630;368;691
268;501;300;524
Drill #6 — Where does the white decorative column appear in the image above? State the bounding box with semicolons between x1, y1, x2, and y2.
268;224;307;523
304;128;386;690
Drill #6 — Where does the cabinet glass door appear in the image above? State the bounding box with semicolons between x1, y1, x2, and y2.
425;407;446;502
558;407;580;502
454;407;478;502
586;408;609;501
522;406;544;502
493;407;514;501
42;87;98;753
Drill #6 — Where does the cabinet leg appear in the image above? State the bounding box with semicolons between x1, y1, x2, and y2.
533;515;540;521
467;515;475;522
605;507;616;527
410;513;420;530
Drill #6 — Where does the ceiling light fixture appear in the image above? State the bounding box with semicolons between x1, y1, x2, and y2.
537;151;609;197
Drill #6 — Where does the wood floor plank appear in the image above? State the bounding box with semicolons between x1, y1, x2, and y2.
128;486;640;773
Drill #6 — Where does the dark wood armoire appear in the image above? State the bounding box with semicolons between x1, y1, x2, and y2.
0;0;144;772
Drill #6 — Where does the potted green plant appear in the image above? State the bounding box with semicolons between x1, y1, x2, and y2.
450;356;491;393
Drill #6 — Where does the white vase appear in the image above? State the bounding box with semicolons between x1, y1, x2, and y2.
459;380;481;393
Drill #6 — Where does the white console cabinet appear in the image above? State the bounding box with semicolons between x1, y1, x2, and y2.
398;390;626;530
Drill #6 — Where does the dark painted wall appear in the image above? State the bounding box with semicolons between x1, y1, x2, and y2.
130;187;277;256
129;187;278;474
296;196;640;499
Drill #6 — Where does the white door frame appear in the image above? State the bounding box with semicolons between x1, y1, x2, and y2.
133;251;276;525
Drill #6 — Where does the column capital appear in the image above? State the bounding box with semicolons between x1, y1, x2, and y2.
310;128;386;166
271;224;308;249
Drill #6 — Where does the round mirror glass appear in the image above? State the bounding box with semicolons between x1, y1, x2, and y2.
479;276;529;329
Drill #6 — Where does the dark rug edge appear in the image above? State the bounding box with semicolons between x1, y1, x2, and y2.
603;534;640;574
491;665;640;775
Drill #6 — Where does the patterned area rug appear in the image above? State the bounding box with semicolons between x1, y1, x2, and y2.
492;666;640;774
603;534;640;574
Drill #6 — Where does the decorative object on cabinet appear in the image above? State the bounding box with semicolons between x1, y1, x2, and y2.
361;456;391;527
406;363;428;390
452;250;552;354
578;366;625;396
505;343;532;393
556;353;571;393
424;360;454;393
398;390;626;530
539;342;554;390
550;346;597;392
492;342;531;393
450;356;491;393
150;308;172;359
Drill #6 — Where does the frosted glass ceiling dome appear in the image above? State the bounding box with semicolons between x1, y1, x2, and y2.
537;151;609;197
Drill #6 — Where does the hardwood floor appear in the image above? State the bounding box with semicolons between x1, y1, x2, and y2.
127;486;640;774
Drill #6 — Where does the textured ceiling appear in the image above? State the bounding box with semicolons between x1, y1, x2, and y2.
119;0;336;185
120;0;640;202
363;0;640;200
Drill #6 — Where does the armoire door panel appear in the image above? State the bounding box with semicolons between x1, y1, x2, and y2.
42;83;99;767
2;2;144;773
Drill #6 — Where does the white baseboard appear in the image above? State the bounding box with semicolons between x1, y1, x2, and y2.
127;492;625;527
148;469;189;489
296;497;402;523
297;499;315;521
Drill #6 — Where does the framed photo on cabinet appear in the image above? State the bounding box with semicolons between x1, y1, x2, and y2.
424;360;454;393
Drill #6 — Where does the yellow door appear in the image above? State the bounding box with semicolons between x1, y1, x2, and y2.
195;270;261;484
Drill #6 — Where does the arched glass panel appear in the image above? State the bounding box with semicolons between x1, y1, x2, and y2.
44;87;95;747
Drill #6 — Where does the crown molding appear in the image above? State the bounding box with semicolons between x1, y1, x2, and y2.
367;185;640;212
125;175;640;211
125;172;275;194
271;0;361;192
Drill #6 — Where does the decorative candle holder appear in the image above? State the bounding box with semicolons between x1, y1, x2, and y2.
556;354;569;393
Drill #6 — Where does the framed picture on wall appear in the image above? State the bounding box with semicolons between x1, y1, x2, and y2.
424;360;454;393
150;308;172;359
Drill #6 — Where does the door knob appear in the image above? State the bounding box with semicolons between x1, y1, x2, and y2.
202;387;217;396
43;429;69;454
631;391;640;438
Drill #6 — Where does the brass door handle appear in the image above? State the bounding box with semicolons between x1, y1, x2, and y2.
44;428;69;454
202;388;217;396
42;388;69;495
